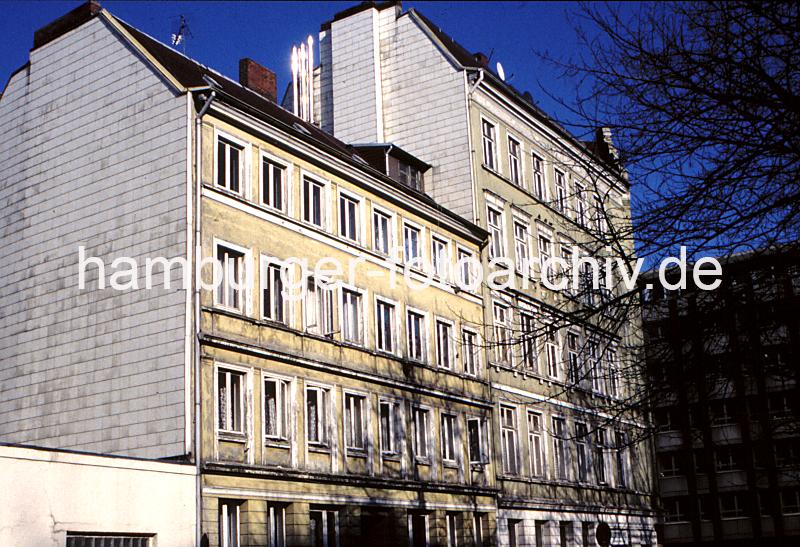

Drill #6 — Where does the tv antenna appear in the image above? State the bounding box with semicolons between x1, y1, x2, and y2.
171;15;193;54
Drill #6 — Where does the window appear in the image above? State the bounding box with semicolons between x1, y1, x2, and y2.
574;183;587;226
436;320;455;370
552;417;568;480
589;341;603;393
567;332;580;384
462;329;480;376
664;498;687;523
719;493;745;518
538;234;553;284
514;220;530;273
375;299;396;353
576;423;590;482
493;302;512;364
379;400;398;455
487;207;504;259
305;277;334;337
659;453;683;477
446;512;459;547
500;405;519;474
373;209;392;255
554;169;566;212
264;376;289;440
344;393;366;451
467;417;489;464
404;223;422;265
303;176;325;227
262;156;286;211
481;119;496;169
532;154;546;199
217;245;246;311
607;350;619;397
341;288;363;344
263;261;287;323
508;519;522;547
409;511;429;547
407;310;427;362
217;136;244;194
67;535;152;547
310;509;339;547
781;488;800;514
528;411;545;477
520;312;537;372
339;193;360;242
595;429;607;484
473;513;488;547
220;501;241;547
413;407;430;460
715;445;742;471
545;327;559;379
218;368;245;434
594;195;607;235
268;503;286;547
306;386;329;445
441;413;457;463
432;237;450;279
456;248;475;288
615;430;628;488
398;162;423;191
561;245;574;295
508;136;522;185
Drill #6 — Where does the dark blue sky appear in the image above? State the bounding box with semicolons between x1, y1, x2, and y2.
0;1;633;135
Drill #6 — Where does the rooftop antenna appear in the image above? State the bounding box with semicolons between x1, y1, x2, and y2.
171;15;192;54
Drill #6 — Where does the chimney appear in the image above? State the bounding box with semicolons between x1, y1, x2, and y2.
239;58;277;102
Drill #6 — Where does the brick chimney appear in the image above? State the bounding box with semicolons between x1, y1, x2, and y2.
239;58;277;102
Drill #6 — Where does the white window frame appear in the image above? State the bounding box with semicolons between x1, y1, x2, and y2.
260;150;291;213
268;502;286;547
440;411;458;464
487;205;505;260
214;239;252;315
500;404;519;475
461;327;482;377
403;220;425;268
378;397;401;456
261;255;290;325
481;116;498;171
467;415;490;465
412;405;432;462
305;383;331;447
537;229;554;285
446;512;459;547
545;324;560;380
408;512;430;547
374;296;399;355
339;284;366;346
301;172;329;230
575;422;590;483
532;152;546;200
431;234;451;280
574;181;587;226
507;134;523;186
456;246;476;289
492;301;512;365
304;275;335;337
406;306;429;363
372;205;395;256
215;363;250;438
520;311;538;373
214;129;249;197
263;372;292;442
435;317;456;370
220;501;241;547
343;390;369;452
554;168;567;212
527;411;545;477
513;215;531;274
338;188;364;244
552;416;569;480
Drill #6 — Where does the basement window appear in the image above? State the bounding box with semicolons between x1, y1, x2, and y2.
67;534;153;547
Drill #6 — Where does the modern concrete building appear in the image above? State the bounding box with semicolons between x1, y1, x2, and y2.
642;249;800;546
306;2;657;545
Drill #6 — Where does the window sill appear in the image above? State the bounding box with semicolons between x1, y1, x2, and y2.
414;458;431;466
264;438;290;449
346;449;368;458
382;453;401;462
443;460;459;469
218;432;247;443
308;444;331;454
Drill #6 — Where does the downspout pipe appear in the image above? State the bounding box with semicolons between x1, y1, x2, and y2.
193;88;215;547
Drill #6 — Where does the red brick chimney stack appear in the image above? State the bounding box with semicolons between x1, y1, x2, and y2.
239;58;277;102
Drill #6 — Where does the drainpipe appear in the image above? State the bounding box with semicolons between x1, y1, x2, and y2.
193;88;216;547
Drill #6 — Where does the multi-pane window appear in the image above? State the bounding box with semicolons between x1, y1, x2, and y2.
468;417;489;464
446;512;459;547
413;407;430;460
379;400;398;454
432;237;450;279
615;431;628;488
552;417;568;480
268;503;286;547
482;119;496;170
528;411;545;477
508;136;522;185
218;368;245;433
473;513;488;547
373;209;392;255
532;154;546;199
409;512;429;547
500;405;519;474
720;493;745;518
263;262;287;323
217;245;245;311
310;509;338;547
594;195;607;235
589;341;603;393
574;183;587;226
462;329;480;376
306;386;328;445
407;310;427;362
344;393;366;450
545;327;560;379
561;246;574;295
262;157;286;212
441;413;457;463
487;207;505;260
217;136;243;194
302;176;325;227
341;288;363;344
607;349;619;397
595;429;607;484
567;332;580;384
436;320;455;370
339;194;360;242
375;299;396;353
576;423;590;482
305;277;334;337
404;224;422;265
538;234;553;283
457;248;475;288
264;377;289;440
493;302;512;364
554;169;567;212
514;221;530;272
520;312;537;372
220;501;241;547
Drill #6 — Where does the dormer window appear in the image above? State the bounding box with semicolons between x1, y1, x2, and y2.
398;162;423;191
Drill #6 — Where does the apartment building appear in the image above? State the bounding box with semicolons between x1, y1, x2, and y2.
643;249;800;546
0;2;496;546
308;2;657;545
